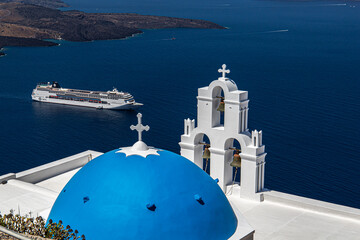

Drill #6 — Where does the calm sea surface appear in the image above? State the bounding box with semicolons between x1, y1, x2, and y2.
0;0;359;208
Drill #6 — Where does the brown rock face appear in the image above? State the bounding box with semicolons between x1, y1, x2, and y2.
0;2;225;51
0;0;69;8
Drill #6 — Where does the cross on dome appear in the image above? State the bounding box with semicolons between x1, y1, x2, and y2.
130;113;150;142
117;113;159;157
218;64;230;80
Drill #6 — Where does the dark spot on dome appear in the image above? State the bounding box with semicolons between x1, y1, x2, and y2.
194;194;205;205
63;189;66;193
146;203;156;211
83;196;90;203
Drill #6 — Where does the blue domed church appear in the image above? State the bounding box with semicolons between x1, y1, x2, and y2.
3;65;357;240
48;113;240;240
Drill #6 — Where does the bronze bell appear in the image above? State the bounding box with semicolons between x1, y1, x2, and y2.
202;146;211;160
217;99;225;112
230;150;241;168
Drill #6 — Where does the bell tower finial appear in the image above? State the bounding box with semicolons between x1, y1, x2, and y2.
218;64;230;80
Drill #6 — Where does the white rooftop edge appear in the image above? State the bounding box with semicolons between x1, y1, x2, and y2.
0;150;102;219
1;151;359;240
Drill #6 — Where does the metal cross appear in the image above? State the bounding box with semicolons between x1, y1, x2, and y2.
130;113;150;142
218;64;230;79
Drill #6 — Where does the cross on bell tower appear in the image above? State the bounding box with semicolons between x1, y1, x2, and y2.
130;113;150;142
218;64;230;80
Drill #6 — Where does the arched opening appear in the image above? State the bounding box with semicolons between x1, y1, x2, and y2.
212;86;225;127
224;138;242;185
194;133;211;175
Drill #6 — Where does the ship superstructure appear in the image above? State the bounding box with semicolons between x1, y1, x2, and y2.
31;82;143;110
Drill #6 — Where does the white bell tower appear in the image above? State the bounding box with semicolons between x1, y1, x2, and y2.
179;64;266;201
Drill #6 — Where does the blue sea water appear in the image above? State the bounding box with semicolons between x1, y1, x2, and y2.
0;0;360;208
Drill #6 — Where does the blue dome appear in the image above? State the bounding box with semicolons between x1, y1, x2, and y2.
48;148;237;240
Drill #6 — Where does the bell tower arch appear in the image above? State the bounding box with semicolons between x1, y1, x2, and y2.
179;64;266;201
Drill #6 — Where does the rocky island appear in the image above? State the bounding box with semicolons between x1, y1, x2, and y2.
0;0;69;8
0;1;225;56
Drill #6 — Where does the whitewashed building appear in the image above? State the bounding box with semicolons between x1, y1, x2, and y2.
1;65;360;240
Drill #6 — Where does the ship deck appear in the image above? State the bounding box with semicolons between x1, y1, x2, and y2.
37;87;132;98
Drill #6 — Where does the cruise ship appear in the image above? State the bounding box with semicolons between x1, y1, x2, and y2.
31;82;143;110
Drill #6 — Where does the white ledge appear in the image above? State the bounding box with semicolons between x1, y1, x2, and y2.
263;190;360;221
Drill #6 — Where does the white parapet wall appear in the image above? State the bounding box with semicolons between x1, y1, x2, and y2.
0;150;103;219
226;184;360;222
0;173;16;183
263;190;360;221
0;150;103;184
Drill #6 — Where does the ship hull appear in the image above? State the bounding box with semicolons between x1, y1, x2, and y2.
32;96;143;110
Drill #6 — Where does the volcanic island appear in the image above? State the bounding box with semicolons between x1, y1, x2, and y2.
0;0;225;56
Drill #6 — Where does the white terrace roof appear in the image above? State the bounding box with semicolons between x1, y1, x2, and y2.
227;185;360;240
1;151;360;240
